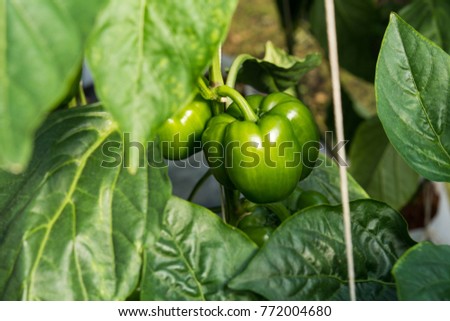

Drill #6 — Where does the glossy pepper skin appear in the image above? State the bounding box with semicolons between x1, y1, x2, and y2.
237;203;279;247
202;92;318;203
283;188;329;212
158;95;211;160
296;190;329;209
259;93;320;180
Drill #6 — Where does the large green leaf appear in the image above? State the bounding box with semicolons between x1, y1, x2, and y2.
349;117;420;210
86;0;237;171
296;152;369;205
141;196;258;300
237;41;321;93
0;105;171;300
400;0;450;54
229;200;415;300
0;0;107;173
309;0;383;81
393;242;450;300
376;14;450;182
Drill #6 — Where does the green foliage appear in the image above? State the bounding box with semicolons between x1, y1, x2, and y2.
0;0;107;173
393;242;450;300
142;197;258;300
349;117;420;210
229;200;415;300
86;0;238;171
0;107;256;300
2;0;449;302
296;153;369;205
0;105;171;300
400;0;450;54
237;42;321;93
376;13;450;182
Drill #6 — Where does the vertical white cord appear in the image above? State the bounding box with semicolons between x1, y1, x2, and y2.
324;0;356;301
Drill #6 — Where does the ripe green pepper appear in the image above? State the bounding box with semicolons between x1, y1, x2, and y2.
259;92;320;180
202;91;319;203
296;190;329;209
283;188;329;212
158;94;211;160
237;203;279;247
241;226;274;247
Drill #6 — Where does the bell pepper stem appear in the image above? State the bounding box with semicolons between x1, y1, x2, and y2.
214;85;258;122
226;54;254;88
223;187;241;226
208;47;226;115
68;81;86;108
197;76;223;115
67;96;77;108
188;170;213;202
210;46;224;87
263;203;291;222
78;82;87;106
197;76;217;100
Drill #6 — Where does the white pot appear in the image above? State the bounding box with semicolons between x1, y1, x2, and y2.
409;183;450;245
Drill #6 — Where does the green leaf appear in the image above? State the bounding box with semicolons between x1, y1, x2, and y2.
229;200;415;300
296;152;369;205
237;41;321;93
86;0;237;171
0;105;171;300
376;13;450;182
141;196;258;300
349;117;420;210
0;0;107;173
400;0;450;54
393;242;450;300
310;0;383;81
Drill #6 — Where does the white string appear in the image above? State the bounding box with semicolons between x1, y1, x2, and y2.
324;0;356;301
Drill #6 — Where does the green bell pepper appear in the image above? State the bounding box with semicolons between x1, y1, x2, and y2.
259;92;320;180
158;94;211;160
237;202;279;247
296;190;329;209
202;91;319;203
283;187;329;212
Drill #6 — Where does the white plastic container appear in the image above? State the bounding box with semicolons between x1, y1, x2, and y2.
409;183;450;245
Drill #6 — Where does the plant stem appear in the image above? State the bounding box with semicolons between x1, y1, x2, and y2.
76;81;87;106
188;170;213;202
209;47;225;115
67;97;77;108
263;203;291;222
210;46;224;87
225;54;253;88
214;85;258;122
223;187;241;225
197;76;218;100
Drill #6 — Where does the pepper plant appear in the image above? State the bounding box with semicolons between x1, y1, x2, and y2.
0;0;448;301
